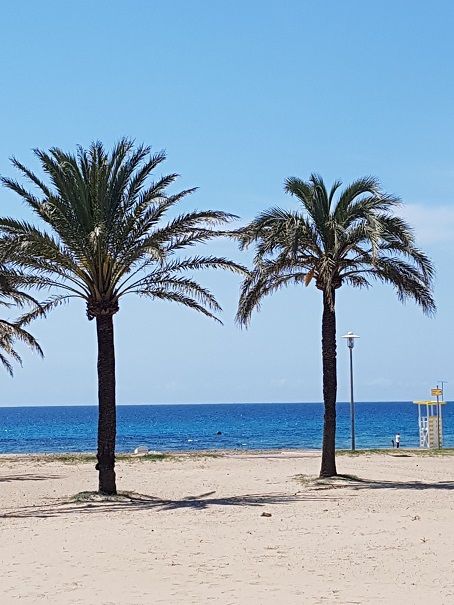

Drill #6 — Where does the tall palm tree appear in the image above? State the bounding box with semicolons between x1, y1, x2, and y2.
0;139;244;494
235;174;435;477
0;269;43;374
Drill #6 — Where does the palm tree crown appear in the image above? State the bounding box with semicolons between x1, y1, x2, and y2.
0;139;244;320
236;174;435;322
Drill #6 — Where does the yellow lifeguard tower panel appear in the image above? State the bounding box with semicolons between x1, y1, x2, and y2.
413;394;446;449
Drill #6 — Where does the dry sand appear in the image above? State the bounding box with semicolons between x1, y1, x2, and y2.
1;450;453;604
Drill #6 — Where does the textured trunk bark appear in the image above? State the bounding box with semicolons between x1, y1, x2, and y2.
95;314;117;495
319;289;338;477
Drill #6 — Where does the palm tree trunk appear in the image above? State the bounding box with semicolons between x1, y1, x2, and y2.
95;314;117;495
320;289;337;477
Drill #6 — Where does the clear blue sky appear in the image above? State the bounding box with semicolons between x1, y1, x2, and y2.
0;1;453;405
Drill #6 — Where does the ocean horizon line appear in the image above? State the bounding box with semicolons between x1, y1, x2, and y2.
0;400;434;409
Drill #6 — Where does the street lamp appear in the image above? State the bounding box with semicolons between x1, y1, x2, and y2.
342;331;360;451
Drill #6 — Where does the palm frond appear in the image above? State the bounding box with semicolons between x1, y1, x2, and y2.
237;265;308;327
333;176;381;223
0;267;47;373
0;320;43;357
0;351;15;376
138;289;222;323
16;295;72;326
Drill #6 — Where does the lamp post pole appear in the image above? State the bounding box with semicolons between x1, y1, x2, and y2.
438;381;447;449
439;380;447;402
343;332;360;451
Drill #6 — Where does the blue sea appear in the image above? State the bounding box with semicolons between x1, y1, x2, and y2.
0;402;452;454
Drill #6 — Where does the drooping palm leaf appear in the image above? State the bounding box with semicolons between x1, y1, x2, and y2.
0;268;43;375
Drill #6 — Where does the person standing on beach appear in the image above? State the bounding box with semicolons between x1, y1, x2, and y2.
396;433;400;449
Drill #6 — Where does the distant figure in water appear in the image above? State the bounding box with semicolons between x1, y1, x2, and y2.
216;431;222;435
391;439;395;448
396;433;400;448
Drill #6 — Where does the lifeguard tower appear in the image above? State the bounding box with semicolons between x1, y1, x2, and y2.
413;389;446;449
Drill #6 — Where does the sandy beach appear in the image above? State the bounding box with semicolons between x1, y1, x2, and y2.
1;451;453;604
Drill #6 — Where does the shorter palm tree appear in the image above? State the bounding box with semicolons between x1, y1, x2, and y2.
236;174;435;477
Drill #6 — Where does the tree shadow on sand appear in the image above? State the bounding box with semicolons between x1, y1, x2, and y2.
0;473;62;483
301;474;454;492
1;489;342;519
3;475;454;520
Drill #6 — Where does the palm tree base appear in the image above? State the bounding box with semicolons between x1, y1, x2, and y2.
97;466;117;495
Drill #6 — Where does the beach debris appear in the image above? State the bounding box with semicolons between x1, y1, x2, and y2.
261;512;272;518
133;446;149;455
